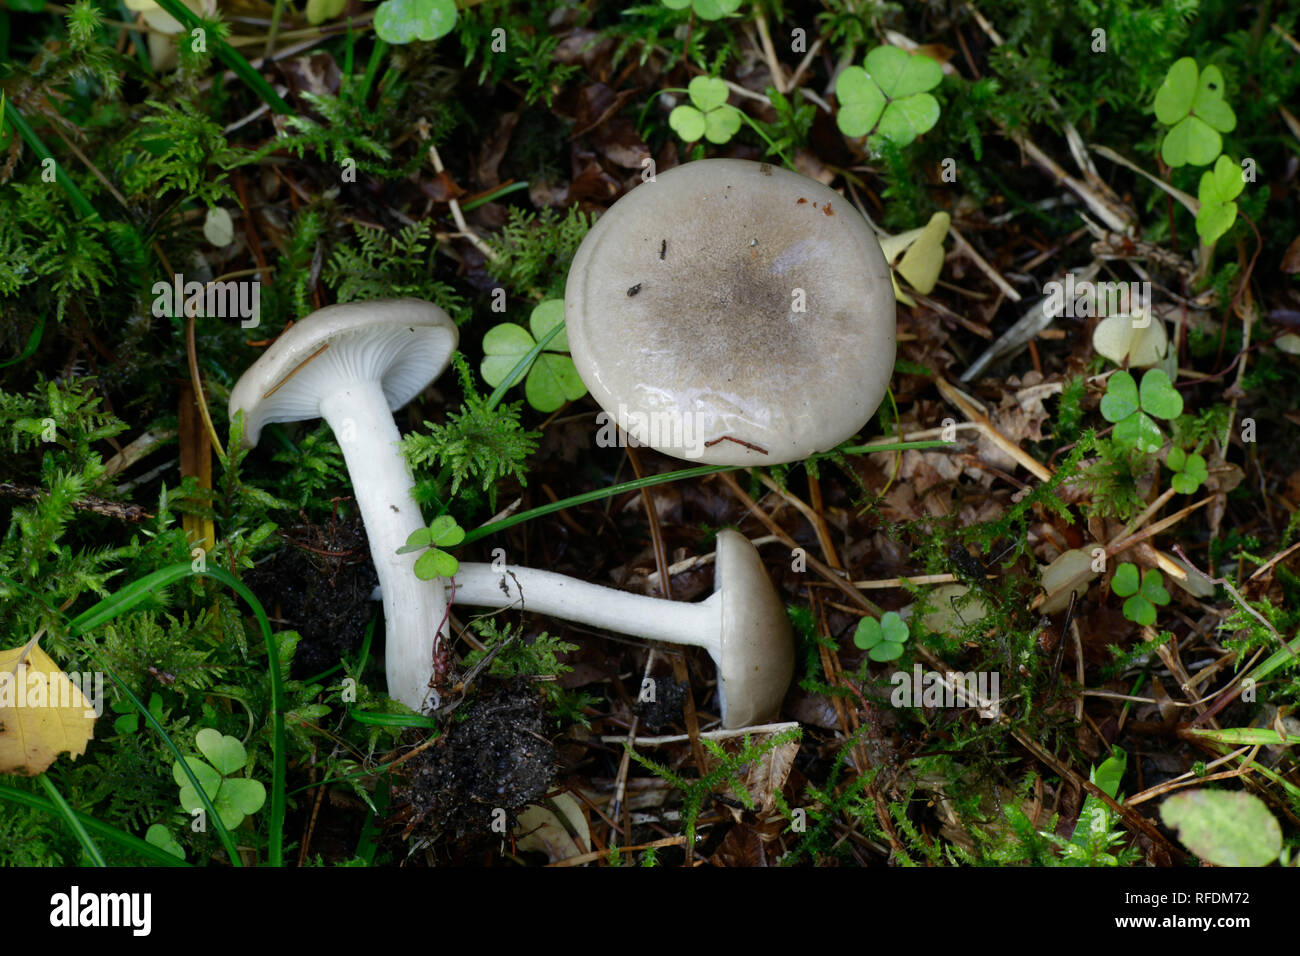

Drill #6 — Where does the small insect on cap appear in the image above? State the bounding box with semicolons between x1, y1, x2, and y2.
228;299;458;447
564;158;896;465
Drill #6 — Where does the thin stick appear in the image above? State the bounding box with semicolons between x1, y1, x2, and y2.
754;5;786;93
186;311;226;460
756;472;840;569
423;136;498;262
548;834;687;867
1125;746;1256;807
949;226;1021;302
934;377;1052;481
1173;546;1293;656
786;37;824;91
600;721;799;746
1107;495;1211;557
717;471;880;616
263;342;330;399
644;534;780;588
1247;540;1300;581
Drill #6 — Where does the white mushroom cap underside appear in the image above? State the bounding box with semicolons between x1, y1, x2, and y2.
228;299;457;446
565;159;896;466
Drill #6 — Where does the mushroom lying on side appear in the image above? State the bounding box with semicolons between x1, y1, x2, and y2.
229;299;457;714
565;158;897;465
447;530;793;729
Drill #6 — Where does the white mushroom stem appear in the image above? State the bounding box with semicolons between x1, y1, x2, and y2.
318;380;445;713
450;563;721;654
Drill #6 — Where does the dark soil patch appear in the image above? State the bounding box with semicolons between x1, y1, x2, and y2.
391;680;557;857
635;674;688;732
246;516;378;678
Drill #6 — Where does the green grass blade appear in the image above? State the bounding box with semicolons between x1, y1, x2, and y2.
354;776;388;865
460;440;950;545
460;180;530;212
1188;726;1300;747
150;0;292;114
0;311;45;369
1;96;97;219
37;773;107;866
0;782;189;866
1247;630;1300;684
348;709;440;728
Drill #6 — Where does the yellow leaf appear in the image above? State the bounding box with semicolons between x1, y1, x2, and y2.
0;644;98;776
879;212;950;302
890;271;916;307
516;793;590;863
895;211;950;295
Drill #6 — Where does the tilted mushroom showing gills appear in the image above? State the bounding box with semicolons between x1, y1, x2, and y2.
449;530;793;728
564;158;896;466
228;300;457;714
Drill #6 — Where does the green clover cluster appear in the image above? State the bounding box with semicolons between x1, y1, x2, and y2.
171;728;267;830
481;299;587;413
1100;369;1183;453
854;610;911;662
1154;57;1236;167
1166;447;1208;494
669;76;743;145
835;45;942;147
398;514;465;580
1111;563;1170;627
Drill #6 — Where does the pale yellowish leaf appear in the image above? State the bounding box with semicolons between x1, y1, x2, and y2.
515;793;590;863
1093;313;1168;367
895;211;950;295
0;644;97;776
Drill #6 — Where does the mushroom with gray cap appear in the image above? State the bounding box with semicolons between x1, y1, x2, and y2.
448;529;792;728
565;158;896;466
228;299;457;714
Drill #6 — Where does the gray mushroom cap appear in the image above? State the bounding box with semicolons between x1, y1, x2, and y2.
228;299;458;447
565;158;896;466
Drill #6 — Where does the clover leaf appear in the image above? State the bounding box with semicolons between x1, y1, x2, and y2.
196;726;246;775
661;0;742;20
481;299;587;413
669;76;743;145
372;0;457;45
398;514;465;580
1154;57;1236;167
144;823;186;860
835;45;942;147
112;690;164;735
1101;369;1183;453
172;730;266;830
854;610;911;662
1111;563;1170;627
1166;446;1208;494
1195;154;1246;245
